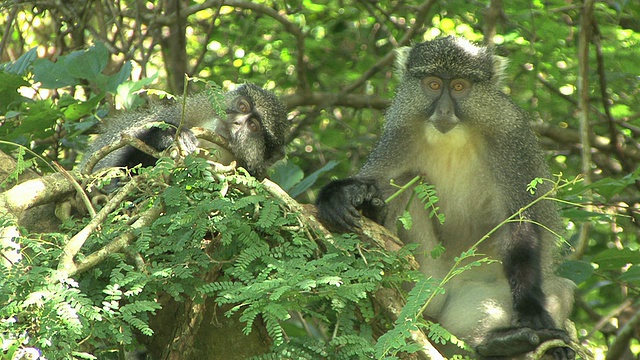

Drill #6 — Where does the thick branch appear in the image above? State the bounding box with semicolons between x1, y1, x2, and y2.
577;0;595;182
483;0;504;46
0;172;75;215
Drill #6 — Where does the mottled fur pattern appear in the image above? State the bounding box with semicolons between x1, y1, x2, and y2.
317;36;575;359
81;83;288;179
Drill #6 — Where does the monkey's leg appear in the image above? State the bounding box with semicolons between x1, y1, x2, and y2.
498;222;575;360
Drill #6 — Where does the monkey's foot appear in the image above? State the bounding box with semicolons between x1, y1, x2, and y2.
476;327;575;359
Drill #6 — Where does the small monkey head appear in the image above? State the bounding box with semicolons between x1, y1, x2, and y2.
223;83;288;179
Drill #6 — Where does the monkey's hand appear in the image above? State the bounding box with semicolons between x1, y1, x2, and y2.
138;126;199;157
476;327;575;360
175;129;199;155
316;178;386;232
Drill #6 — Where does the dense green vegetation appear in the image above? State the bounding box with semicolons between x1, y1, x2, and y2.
0;1;638;359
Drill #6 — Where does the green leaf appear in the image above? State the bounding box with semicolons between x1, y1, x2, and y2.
33;42;112;89
0;71;29;112
398;210;412;230
1;47;38;75
557;259;594;285
269;159;305;192
287;160;338;198
62;94;105;121
65;42;109;82
4;100;59;141
104;60;133;93
591;248;639;271
117;73;159;110
32;58;78;88
619;265;640;283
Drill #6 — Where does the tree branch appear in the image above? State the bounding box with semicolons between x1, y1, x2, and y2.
282;92;390;110
72;202;163;276
0;172;75;215
606;305;640;360
483;0;504;47
56;175;145;277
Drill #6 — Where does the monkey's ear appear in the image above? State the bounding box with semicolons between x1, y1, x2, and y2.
394;46;412;79
492;55;509;89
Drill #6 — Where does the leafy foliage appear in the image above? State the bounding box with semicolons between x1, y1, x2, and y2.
1;0;639;359
0;150;415;358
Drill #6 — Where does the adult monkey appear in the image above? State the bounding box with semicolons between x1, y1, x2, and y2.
81;83;288;180
316;37;575;359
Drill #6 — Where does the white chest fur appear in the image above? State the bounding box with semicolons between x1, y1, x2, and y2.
417;124;506;250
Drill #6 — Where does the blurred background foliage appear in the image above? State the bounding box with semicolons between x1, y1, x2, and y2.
1;0;639;358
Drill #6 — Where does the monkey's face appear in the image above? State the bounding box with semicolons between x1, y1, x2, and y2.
393;36;503;136
421;76;472;134
224;95;268;177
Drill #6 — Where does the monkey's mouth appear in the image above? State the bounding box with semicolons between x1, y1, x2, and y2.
432;116;459;134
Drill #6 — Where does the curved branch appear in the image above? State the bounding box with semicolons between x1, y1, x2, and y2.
81;130;164;175
73;202;163;276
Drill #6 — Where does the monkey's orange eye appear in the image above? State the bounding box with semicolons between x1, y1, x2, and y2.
248;119;261;132
422;77;442;91
238;99;251;113
451;79;470;93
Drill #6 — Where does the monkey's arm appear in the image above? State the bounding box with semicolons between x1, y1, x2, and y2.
101;123;198;170
316;126;413;231
481;111;574;358
136;124;198;156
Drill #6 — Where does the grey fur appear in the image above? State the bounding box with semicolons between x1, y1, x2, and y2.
320;36;575;357
81;83;288;180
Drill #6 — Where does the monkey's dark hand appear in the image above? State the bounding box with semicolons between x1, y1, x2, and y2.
476;327;575;360
139;126;199;156
316;178;386;232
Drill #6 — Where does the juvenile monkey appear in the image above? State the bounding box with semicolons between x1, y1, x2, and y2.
317;37;575;359
81;83;288;180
